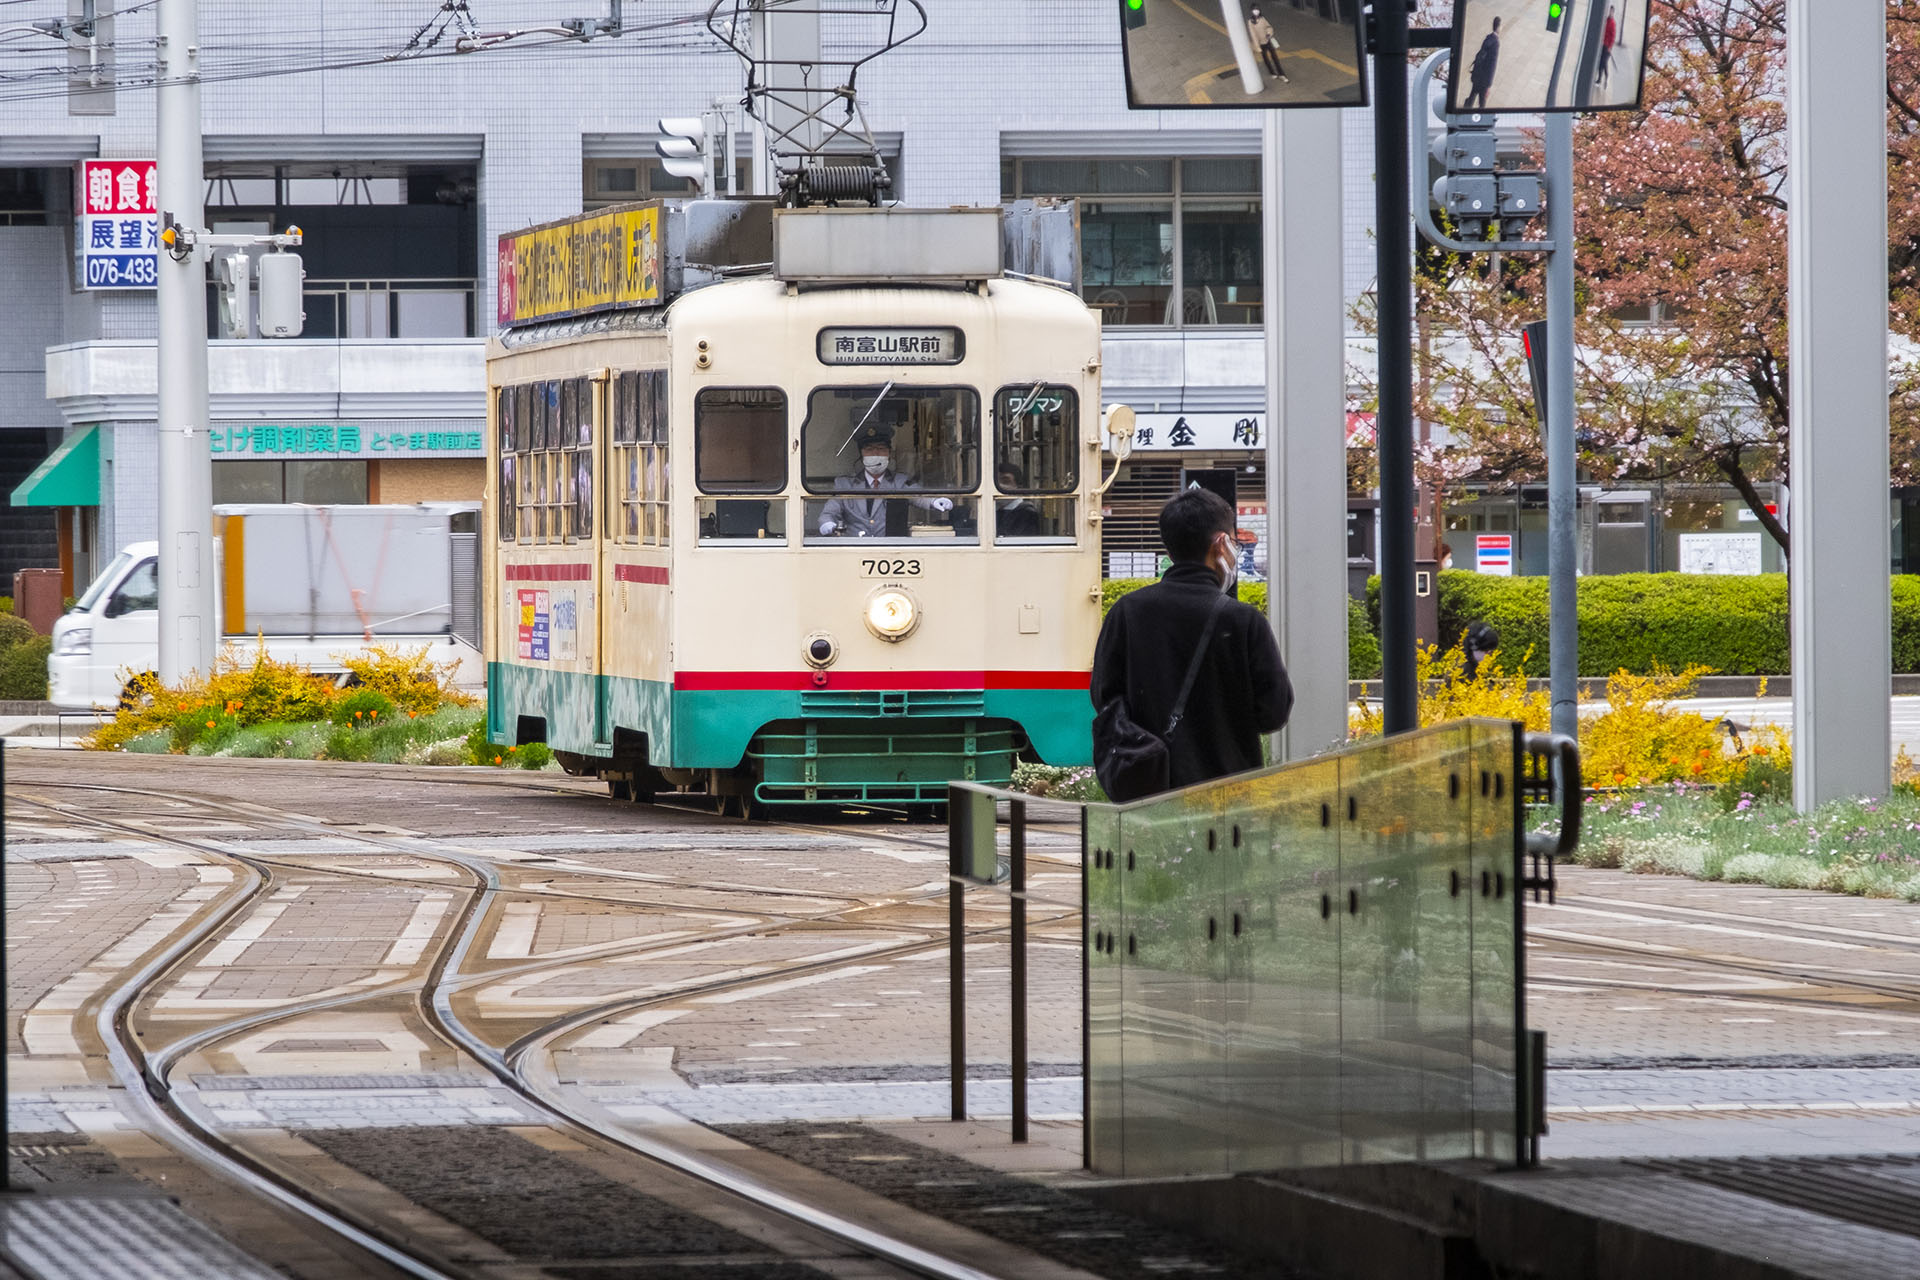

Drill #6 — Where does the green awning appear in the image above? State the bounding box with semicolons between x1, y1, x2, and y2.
11;425;99;507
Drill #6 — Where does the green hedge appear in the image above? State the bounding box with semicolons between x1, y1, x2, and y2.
1100;578;1380;679
1363;571;1920;676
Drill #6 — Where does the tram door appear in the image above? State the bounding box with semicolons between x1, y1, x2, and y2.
592;370;611;748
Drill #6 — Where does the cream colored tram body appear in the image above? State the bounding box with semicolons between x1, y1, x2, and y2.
485;205;1102;809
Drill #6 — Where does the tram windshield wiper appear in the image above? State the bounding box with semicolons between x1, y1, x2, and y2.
1010;381;1045;418
841;381;896;452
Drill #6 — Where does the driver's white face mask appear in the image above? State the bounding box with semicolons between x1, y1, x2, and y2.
862;454;889;476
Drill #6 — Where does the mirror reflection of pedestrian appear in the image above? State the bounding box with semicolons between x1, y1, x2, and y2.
1596;6;1618;89
1247;7;1289;83
1464;16;1500;111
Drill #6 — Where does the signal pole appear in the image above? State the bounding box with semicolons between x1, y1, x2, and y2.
155;0;215;684
1372;0;1416;733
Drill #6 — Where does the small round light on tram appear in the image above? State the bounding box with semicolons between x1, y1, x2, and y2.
865;589;918;641
803;631;839;668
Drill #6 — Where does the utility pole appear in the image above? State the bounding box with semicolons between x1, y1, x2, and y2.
1543;115;1578;741
155;0;214;684
1787;0;1890;807
1373;0;1417;733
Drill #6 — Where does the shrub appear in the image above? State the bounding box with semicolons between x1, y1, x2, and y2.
1351;642;1551;738
330;687;396;727
0;613;37;650
0;634;51;699
463;715;496;765
335;644;473;714
1347;595;1381;680
87;648;338;751
1580;667;1788;789
1102;578;1381;679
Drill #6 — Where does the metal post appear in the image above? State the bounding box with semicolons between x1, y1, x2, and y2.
949;828;966;1122
1372;0;1416;733
1788;0;1890;808
1544;116;1578;742
1215;0;1265;95
155;0;214;685
1010;798;1028;1144
1263;112;1349;759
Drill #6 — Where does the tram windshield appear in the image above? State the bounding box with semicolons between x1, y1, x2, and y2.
803;386;980;544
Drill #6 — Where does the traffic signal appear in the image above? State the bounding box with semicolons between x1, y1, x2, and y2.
1430;110;1498;240
1545;1;1564;32
258;250;305;339
1521;321;1549;426
657;116;712;193
1123;0;1145;30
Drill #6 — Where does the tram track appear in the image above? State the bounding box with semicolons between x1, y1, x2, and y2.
9;776;1080;1279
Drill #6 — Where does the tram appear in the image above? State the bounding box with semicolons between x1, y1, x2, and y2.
484;202;1116;812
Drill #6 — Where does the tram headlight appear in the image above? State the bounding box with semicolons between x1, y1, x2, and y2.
864;588;919;642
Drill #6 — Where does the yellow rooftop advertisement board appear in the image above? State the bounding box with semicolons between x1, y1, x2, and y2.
496;202;662;328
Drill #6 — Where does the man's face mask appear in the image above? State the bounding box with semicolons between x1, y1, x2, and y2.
862;453;889;476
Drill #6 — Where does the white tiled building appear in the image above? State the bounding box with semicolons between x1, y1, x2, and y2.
0;0;1379;593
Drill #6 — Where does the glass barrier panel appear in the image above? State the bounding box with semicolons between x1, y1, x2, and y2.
1214;759;1343;1173
697;497;787;544
1117;789;1229;1178
1085;804;1124;1175
803;497;979;546
1468;719;1520;1161
1337;725;1475;1163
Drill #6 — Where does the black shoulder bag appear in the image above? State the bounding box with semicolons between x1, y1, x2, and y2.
1093;594;1229;804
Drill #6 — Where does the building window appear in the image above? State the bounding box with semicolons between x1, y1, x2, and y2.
213;459;369;504
612;369;670;546
1003;156;1261;327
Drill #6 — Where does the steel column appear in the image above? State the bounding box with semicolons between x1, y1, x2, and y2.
1787;0;1890;807
1372;0;1416;733
1010;799;1027;1143
1544;116;1578;742
1263;111;1349;759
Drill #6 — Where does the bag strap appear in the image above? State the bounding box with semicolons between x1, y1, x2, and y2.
1164;593;1231;738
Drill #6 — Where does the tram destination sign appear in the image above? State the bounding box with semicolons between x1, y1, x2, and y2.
497;203;663;328
817;327;964;366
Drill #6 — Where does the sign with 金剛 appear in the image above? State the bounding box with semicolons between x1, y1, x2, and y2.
76;159;158;290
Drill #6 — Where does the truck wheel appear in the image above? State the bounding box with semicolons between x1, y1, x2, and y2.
118;672;160;710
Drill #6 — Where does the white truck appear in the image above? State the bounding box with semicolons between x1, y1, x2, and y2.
49;503;483;710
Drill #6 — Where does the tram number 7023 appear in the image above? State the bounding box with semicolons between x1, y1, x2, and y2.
861;558;921;577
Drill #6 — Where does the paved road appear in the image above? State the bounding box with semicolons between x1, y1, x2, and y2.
10;752;1920;1275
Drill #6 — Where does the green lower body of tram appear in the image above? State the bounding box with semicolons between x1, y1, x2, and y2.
487;662;1090;808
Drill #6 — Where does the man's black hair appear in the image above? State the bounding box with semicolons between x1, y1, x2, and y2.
1159;486;1235;563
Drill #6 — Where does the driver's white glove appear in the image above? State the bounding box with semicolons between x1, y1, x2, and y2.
929;497;954;513
819;519;839;535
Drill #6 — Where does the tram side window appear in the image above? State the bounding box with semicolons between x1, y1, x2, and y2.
613;369;670;546
695;388;788;543
992;384;1079;542
800;386;980;544
495;387;516;543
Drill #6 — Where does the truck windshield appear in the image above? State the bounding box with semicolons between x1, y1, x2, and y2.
74;551;133;613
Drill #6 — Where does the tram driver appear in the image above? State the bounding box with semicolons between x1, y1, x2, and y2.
817;423;955;538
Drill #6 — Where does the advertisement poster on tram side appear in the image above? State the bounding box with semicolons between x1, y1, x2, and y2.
518;589;550;661
497;204;662;328
551;590;579;661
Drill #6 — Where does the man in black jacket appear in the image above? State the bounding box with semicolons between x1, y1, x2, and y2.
1091;487;1294;792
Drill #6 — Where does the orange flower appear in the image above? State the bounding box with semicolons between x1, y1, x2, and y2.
1612;772;1626;784
493;755;503;765
1690;762;1704;775
1754;745;1770;756
507;745;517;754
354;709;362;720
205;720;215;730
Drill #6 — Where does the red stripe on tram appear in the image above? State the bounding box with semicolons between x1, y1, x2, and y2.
674;670;1088;692
503;563;592;581
613;563;670;585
